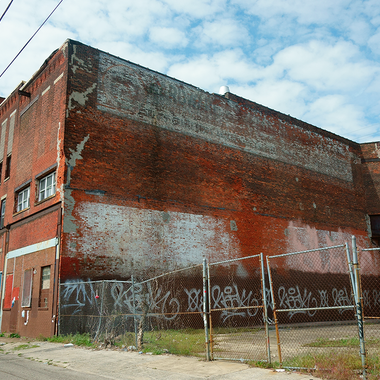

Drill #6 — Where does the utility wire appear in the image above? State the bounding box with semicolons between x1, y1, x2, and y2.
0;0;14;23
0;0;64;79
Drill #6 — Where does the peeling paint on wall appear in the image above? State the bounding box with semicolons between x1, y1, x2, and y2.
68;202;240;275
63;135;90;234
56;122;64;201
70;44;92;74
283;221;370;274
286;222;349;252
68;83;97;111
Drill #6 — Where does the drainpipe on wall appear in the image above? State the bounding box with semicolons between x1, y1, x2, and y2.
51;207;62;336
0;226;10;332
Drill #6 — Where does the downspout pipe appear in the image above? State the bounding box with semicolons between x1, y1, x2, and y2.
51;207;62;336
0;226;10;332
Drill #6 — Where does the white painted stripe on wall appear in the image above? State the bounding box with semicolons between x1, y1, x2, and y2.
7;238;58;259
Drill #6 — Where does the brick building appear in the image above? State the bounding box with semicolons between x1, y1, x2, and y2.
0;39;378;337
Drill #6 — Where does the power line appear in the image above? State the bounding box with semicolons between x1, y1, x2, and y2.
0;0;14;23
0;0;64;79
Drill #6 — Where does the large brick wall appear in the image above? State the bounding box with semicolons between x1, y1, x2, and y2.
60;40;372;282
0;46;67;244
360;142;380;215
0;44;67;337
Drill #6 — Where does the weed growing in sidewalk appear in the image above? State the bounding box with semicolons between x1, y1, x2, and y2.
43;333;94;348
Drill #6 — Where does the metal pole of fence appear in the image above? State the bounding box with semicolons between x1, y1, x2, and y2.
132;275;138;349
95;280;105;340
345;242;357;303
352;236;367;380
207;262;214;360
260;253;271;363
203;258;210;361
266;256;282;364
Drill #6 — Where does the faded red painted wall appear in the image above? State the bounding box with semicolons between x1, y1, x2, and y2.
60;40;372;282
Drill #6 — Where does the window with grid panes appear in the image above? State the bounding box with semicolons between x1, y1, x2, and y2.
17;187;30;212
38;172;56;201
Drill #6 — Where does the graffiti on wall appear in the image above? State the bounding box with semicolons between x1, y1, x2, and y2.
60;279;373;323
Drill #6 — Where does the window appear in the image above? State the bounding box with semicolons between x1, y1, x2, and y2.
5;155;11;179
17;187;30;212
38;172;56;201
21;269;33;308
369;215;380;245
0;199;5;228
0;161;3;182
39;266;50;308
41;266;50;289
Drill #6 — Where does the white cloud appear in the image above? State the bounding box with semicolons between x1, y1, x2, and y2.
194;19;250;47
270;40;379;92
162;0;227;18
167;49;260;90
368;29;380;54
302;95;366;137
233;0;351;25
232;80;308;119
1;0;380;143
149;27;189;48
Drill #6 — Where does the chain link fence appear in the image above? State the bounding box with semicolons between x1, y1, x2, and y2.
59;238;379;378
359;247;380;358
59;265;206;354
208;254;269;362
267;244;359;365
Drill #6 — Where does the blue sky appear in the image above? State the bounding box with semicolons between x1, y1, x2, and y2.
1;0;380;143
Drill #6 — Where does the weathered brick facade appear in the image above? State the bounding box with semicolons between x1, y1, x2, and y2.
0;39;379;337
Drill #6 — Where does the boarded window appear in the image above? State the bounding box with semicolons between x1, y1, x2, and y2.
3;274;13;309
21;269;33;308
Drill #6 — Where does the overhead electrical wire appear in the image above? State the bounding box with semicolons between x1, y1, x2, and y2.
0;0;14;23
0;0;64;79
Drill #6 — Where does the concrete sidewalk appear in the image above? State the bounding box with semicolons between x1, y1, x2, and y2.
0;340;317;379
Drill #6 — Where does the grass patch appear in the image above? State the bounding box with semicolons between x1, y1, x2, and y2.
305;337;380;348
43;333;94;348
248;360;280;369
0;332;4;337
281;352;380;380
13;344;39;351
141;328;205;356
9;333;20;338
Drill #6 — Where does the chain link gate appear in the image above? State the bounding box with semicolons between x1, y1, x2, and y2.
266;244;360;367
207;254;269;362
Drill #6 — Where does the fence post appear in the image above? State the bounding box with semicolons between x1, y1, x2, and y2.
95;280;105;341
266;256;282;364
131;275;138;349
345;242;357;303
352;236;366;380
260;253;271;363
207;262;214;360
203;257;210;361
